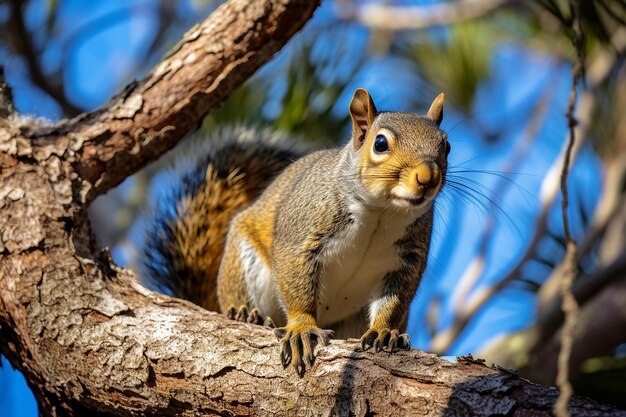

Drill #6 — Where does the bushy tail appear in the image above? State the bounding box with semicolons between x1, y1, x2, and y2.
140;128;303;311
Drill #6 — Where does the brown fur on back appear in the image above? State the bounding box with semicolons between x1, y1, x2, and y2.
141;129;304;311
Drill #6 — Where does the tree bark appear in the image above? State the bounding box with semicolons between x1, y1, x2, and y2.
0;0;623;416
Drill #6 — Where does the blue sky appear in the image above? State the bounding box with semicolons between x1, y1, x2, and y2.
0;1;601;415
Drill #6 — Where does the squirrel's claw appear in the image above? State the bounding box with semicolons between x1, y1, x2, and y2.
274;326;334;376
279;337;292;368
263;316;276;328
226;305;276;328
361;328;410;352
246;308;263;325
389;330;410;352
235;305;249;322
226;306;237;320
373;329;391;352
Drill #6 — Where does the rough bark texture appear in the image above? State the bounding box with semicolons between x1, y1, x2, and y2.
0;0;623;416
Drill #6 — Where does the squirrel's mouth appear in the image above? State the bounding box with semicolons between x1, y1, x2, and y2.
393;195;426;207
401;196;424;205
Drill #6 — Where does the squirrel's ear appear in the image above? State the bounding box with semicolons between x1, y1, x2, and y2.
427;92;445;127
349;88;378;150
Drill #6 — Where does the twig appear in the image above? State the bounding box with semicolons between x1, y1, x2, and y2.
336;0;516;31
554;1;584;415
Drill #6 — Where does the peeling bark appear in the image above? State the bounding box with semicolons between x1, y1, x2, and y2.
0;0;624;416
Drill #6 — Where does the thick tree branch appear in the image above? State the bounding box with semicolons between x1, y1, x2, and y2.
0;146;620;415
25;0;320;202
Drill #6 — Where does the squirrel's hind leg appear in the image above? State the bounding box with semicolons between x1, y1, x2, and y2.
218;221;275;328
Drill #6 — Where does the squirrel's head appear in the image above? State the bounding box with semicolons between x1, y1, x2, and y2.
348;88;449;211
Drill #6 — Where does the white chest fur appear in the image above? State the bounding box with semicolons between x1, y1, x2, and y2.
316;202;418;327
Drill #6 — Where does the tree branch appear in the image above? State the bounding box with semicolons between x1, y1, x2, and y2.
0;241;619;416
25;0;321;202
554;1;585;414
336;0;517;31
0;139;620;414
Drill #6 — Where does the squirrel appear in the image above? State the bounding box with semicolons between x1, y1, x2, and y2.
141;88;449;375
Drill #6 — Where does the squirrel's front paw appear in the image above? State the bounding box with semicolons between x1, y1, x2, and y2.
225;305;275;327
274;324;334;376
360;328;410;353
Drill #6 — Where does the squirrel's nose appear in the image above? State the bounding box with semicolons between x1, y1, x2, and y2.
415;162;441;189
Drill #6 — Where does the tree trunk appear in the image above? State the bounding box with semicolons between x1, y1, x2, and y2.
0;0;623;415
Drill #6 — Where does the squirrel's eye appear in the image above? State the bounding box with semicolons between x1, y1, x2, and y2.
374;135;389;153
445;141;451;156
